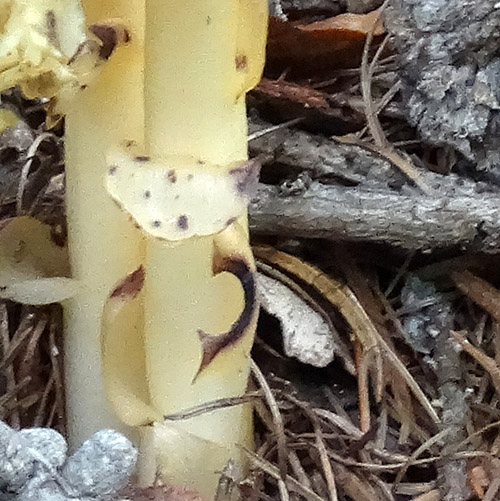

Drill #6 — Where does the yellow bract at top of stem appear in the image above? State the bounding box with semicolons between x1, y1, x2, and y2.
0;0;132;124
0;0;86;97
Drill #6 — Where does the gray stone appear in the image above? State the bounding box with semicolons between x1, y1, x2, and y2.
0;421;137;501
62;430;137;499
16;481;70;501
19;429;68;470
0;422;36;500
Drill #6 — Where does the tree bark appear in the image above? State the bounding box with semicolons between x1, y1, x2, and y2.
250;181;500;251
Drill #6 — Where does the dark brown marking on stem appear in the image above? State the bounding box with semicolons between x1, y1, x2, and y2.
177;215;189;230
135;155;150;163
194;257;256;381
226;217;237;227
90;23;130;60
144;190;151;199
235;54;248;71
110;266;145;299
167;169;177;183
108;165;118;175
229;159;261;198
152;220;162;228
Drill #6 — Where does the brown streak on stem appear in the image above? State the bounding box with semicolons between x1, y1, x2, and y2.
110;266;145;299
90;22;130;60
194;256;256;381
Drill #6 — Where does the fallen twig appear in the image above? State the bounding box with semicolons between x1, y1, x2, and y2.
250;181;500;251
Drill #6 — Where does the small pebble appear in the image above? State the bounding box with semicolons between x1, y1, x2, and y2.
62;429;137;499
0;421;138;501
0;421;36;499
19;428;68;469
17;480;69;501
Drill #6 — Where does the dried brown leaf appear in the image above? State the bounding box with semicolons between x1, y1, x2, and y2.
267;10;385;74
251;79;364;134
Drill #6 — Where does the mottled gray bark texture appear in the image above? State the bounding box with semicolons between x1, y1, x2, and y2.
273;0;342;16
269;0;383;16
399;278;470;500
384;0;500;177
249;116;407;187
346;0;384;13
249;179;500;251
249;114;500;251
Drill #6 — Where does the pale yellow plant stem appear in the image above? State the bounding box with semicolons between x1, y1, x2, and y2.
137;0;265;496
64;0;145;447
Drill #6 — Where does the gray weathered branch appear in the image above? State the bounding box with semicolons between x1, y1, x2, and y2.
249;117;404;187
249;182;500;251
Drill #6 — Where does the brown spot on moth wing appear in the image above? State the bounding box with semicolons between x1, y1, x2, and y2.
167;169;177;183
193;227;258;381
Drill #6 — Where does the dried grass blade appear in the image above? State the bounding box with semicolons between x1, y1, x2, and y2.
312;419;338;501
451;330;500;396
288;451;312;489
331;462;382;500
0;303;19;427
241;448;325;501
452;270;500;324
375;332;440;424
393;429;451;492
355;339;371;432
251;360;289;484
360;1;389;148
413;490;440;501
